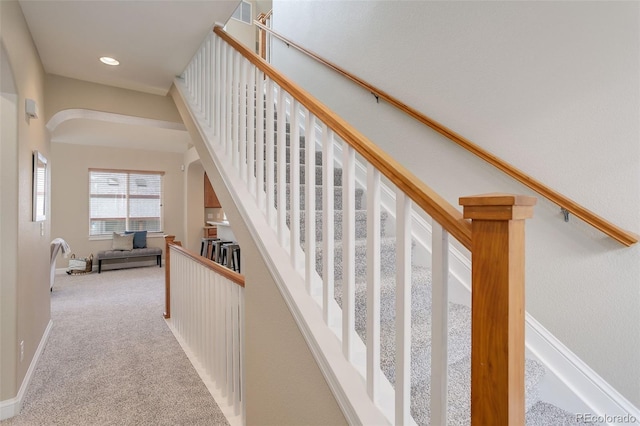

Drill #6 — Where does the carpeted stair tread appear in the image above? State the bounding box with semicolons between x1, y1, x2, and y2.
286;209;388;242
272;132;306;148
281;184;365;211
403;356;545;425
525;402;604;425
316;236;401;280
272;146;324;166
282;164;342;186
270;109;587;425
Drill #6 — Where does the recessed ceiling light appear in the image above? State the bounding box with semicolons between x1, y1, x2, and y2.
99;56;120;66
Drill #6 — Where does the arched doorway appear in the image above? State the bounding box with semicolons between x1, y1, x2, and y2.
0;40;20;407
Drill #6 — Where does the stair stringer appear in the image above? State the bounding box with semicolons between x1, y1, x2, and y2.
172;79;394;426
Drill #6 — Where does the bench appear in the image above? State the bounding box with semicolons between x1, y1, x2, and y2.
96;247;162;273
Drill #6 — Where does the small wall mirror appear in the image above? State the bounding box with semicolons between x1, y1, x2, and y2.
32;150;47;222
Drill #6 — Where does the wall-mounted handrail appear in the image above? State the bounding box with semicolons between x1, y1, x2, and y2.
214;26;473;250
253;20;638;247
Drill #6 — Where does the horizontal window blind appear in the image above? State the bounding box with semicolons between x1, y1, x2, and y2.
89;169;164;237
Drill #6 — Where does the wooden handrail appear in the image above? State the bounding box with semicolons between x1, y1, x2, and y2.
169;242;245;287
255;10;272;24
164;235;245;319
253;21;639;247
214;26;473;250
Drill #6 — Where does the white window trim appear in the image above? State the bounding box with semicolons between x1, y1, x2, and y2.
230;0;252;25
88;168;165;238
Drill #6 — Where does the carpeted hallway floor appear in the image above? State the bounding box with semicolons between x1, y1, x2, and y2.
2;266;229;426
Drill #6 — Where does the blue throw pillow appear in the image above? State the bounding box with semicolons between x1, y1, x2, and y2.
124;230;147;249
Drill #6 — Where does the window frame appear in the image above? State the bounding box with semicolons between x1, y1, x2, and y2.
88;168;165;239
230;0;252;25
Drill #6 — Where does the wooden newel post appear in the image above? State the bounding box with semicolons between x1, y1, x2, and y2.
164;235;176;319
459;193;536;426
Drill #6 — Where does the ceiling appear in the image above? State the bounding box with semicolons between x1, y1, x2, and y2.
19;0;240;153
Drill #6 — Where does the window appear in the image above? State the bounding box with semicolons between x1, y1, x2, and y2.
89;169;164;237
231;0;252;25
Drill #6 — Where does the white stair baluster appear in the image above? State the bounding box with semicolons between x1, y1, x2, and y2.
204;36;211;129
342;142;356;362
214;36;222;138
396;191;412;425
232;53;240;170
207;33;215;129
239;286;246;421
246;64;256;192
197;48;202;111
304;113;316;296
192;57;197;102
366;165;381;402
225;44;233;155
255;70;265;209
276;88;287;248
216;274;224;390
205;269;212;378
225;283;232;400
431;222;449;426
219;42;227;147
232;285;241;416
322;127;335;325
265;79;275;227
239;58;248;180
290;100;301;270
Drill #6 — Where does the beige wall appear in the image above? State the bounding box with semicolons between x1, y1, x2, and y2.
0;0;51;402
171;85;347;425
51;143;185;269
45;74;183;124
273;0;640;405
184;152;205;254
1;51;20;402
225;0;259;53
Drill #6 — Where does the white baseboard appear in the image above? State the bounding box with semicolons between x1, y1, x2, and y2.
0;319;53;420
526;316;640;425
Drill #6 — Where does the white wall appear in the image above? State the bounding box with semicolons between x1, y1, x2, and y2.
272;1;640;406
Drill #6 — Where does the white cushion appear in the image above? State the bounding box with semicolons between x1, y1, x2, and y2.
112;232;134;251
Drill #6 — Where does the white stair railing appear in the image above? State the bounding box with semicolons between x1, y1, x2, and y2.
175;27;534;426
165;240;245;426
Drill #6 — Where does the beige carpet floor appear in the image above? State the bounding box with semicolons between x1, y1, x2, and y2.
2;266;229;426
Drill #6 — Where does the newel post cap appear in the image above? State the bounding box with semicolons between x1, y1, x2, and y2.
459;193;536;221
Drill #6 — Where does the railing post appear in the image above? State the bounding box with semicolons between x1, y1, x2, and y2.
459;193;536;426
164;235;176;319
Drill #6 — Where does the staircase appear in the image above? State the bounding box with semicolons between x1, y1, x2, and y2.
278;117;599;425
174;28;609;425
